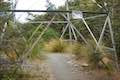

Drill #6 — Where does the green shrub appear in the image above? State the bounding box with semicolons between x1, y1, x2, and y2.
0;64;22;80
43;28;60;41
88;52;103;68
85;40;104;68
28;42;44;59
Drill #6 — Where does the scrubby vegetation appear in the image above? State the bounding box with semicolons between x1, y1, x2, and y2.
0;0;120;79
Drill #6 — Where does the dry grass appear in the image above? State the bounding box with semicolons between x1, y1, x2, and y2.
70;40;115;73
44;39;68;53
90;70;120;80
70;42;88;59
91;69;112;80
112;72;120;80
72;42;81;56
44;39;115;71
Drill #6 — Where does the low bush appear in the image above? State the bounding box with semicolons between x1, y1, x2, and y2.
27;41;44;60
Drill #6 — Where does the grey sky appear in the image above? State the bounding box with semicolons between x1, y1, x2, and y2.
15;0;65;22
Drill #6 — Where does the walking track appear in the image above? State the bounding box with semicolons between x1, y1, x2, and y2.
47;54;91;80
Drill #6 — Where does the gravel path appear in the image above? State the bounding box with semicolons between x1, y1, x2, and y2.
47;54;91;80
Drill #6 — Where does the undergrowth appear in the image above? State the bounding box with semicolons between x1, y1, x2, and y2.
44;39;67;53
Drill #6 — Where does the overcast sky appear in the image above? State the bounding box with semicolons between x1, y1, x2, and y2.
15;0;65;22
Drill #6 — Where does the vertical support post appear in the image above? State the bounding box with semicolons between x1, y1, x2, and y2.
61;13;88;45
66;0;73;53
69;24;72;41
108;15;119;71
66;0;72;42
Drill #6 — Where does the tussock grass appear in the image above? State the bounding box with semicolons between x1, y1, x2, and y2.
71;42;88;59
71;40;115;73
44;39;67;53
83;40;115;73
44;39;115;73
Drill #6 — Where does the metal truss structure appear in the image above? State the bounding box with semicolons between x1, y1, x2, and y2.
0;0;119;71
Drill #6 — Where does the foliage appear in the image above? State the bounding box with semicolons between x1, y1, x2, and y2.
0;0;11;29
112;0;120;61
84;40;115;73
29;42;43;59
69;0;120;66
79;40;102;68
0;0;10;10
69;0;98;11
88;51;103;68
19;22;60;58
0;63;22;80
42;28;60;41
0;1;119;79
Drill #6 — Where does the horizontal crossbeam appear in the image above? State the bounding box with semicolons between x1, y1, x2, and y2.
28;21;68;24
0;10;108;14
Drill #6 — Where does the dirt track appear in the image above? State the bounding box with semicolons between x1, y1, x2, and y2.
47;54;91;80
